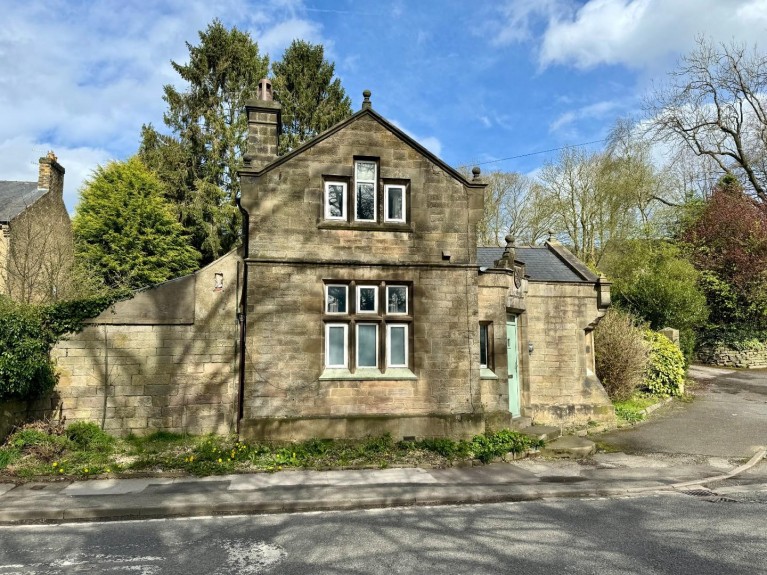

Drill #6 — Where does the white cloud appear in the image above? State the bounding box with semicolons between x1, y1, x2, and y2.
390;120;443;157
549;100;622;132
491;0;572;45
0;137;113;212
259;18;324;55
0;1;327;213
494;0;767;70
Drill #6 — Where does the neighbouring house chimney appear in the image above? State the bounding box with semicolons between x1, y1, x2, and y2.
38;151;65;197
243;78;282;171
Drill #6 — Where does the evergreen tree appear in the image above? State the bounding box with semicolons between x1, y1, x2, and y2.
272;40;352;155
73;158;200;290
139;19;269;263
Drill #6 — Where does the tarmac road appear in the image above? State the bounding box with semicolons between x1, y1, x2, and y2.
595;365;767;458
1;493;765;575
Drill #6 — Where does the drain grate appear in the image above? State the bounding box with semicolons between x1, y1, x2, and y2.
680;488;739;503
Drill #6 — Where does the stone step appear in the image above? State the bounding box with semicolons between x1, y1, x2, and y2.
509;416;533;430
541;435;596;459
518;425;561;442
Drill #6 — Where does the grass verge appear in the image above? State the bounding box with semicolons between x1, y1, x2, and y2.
613;392;668;424
0;421;543;481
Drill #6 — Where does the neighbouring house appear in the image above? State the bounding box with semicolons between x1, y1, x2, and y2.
50;83;614;439
0;152;73;303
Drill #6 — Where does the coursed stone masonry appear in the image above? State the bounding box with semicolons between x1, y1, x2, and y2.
50;251;240;436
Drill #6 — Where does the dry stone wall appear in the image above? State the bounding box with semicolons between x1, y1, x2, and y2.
697;346;767;368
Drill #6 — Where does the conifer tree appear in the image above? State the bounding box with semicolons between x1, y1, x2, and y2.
73;158;200;290
139;19;269;263
272;40;352;154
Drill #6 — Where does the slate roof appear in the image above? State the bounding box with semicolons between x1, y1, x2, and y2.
477;246;593;283
0;181;45;223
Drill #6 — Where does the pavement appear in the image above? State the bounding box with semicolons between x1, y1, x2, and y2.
0;364;765;524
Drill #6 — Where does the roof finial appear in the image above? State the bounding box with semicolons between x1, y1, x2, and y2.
362;89;372;110
471;166;481;181
547;229;561;245
493;231;516;269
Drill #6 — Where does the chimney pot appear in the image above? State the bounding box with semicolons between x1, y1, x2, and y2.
38;151;65;196
257;78;273;101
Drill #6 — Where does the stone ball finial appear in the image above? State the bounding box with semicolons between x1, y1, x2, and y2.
362;89;372;109
471;166;481;180
505;234;515;246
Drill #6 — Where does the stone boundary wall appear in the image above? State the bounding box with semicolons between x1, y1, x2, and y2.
697;345;767;368
50;251;241;437
0;393;60;441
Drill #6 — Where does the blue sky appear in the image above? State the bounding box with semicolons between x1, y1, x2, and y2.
2;0;766;212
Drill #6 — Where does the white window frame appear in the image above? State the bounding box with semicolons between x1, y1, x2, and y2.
385;285;408;315
324;181;347;220
387;324;408;368
354;160;377;222
384;184;406;222
325;284;349;314
356;323;379;368
325;323;349;368
356;285;378;314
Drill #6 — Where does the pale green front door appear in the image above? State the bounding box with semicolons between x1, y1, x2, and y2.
506;315;520;417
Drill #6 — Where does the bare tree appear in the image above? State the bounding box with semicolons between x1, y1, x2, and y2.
0;201;92;304
646;37;767;203
538;148;636;266
474;170;554;246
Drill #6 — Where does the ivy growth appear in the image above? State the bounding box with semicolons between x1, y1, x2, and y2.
0;292;126;402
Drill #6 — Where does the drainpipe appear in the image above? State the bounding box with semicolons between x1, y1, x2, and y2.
235;196;250;435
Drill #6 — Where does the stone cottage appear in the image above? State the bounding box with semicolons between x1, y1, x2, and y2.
51;85;614;439
0;152;72;303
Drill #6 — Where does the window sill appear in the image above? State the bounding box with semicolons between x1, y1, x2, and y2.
318;221;413;233
480;368;498;380
319;368;418;381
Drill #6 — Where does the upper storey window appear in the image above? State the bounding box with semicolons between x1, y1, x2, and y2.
321;159;410;228
384;184;405;222
355;160;377;221
324;182;347;220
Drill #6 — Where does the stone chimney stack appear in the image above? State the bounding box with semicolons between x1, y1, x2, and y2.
243;78;282;171
38;151;65;197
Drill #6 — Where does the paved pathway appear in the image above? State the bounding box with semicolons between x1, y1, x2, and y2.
0;364;765;523
596;365;767;457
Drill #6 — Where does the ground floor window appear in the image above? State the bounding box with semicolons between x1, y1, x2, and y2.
323;280;412;372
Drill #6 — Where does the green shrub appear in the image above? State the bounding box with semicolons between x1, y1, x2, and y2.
66;422;115;453
699;324;767;352
0;298;58;401
0;294;121;402
469;429;543;463
643;330;685;396
594;309;650;401
600;240;709;334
